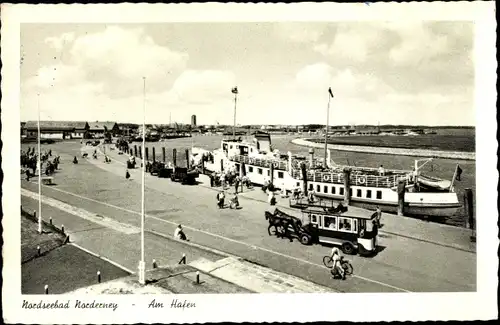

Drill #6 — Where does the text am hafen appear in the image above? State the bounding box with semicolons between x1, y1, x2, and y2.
148;299;196;310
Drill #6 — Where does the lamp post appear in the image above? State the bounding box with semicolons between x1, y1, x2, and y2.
138;77;146;285
37;93;42;234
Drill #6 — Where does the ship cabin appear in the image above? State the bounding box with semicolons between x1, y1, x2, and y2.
221;132;274;159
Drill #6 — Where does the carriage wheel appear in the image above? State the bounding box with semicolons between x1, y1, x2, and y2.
341;242;356;255
299;233;311;245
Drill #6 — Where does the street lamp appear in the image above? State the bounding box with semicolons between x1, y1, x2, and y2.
138;77;146;285
37;93;42;234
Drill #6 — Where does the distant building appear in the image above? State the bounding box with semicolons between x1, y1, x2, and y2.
88;121;120;138
24;121;89;140
191;115;197;127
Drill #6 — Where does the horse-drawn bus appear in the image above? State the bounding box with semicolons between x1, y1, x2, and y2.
265;205;379;256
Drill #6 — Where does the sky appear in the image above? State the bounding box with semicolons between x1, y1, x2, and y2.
20;22;474;126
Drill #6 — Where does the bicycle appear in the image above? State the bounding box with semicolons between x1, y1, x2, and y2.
323;255;354;277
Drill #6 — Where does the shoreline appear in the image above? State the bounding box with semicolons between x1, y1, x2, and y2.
291;138;476;161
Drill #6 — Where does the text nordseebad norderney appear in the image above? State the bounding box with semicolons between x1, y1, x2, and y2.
22;299;118;311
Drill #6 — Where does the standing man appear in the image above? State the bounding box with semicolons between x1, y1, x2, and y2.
375;206;382;228
234;175;240;194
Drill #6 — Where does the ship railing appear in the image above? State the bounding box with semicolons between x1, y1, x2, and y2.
290;169;408;188
229;154;288;170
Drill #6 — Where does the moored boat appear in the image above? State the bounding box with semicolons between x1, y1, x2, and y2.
195;132;462;218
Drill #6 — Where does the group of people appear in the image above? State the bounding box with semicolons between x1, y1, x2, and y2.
216;190;240;209
211;170;250;194
21;147;60;180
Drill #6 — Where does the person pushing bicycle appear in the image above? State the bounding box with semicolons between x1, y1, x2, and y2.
330;247;345;280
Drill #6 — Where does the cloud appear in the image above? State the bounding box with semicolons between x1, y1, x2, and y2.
171;70;236;104
45;32;75;52
273;23;325;43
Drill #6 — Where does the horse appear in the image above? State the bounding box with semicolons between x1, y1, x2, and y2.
265;211;293;242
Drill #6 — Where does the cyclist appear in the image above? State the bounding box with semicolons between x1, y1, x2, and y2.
330;247;345;280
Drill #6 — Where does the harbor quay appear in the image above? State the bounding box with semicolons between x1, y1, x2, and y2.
21;140;476;293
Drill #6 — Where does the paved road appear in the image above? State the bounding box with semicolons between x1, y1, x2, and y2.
21;141;476;292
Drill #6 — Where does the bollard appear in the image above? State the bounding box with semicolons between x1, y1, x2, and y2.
185;149;190;169
33;211;36;220
162;147;166;163
49;217;52;225
179;253;186;265
397;180;406;216
152;259;157;269
343;168;351;205
97;271;101;283
139;146;142;159
44;284;49;294
301;162;308;196
145;147;149;162
152;147;156;162
134;145;138;157
61;224;65;234
37;245;41;256
173;149;177;167
196;271;200;284
464;188;476;242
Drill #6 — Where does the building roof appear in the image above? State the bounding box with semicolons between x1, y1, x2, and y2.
88;121;118;131
24;121;88;131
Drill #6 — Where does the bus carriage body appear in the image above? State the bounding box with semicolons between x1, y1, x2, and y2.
301;206;379;256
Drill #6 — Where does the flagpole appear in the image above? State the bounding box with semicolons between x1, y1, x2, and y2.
138;77;146;285
233;87;238;138
37;93;42;234
324;89;332;167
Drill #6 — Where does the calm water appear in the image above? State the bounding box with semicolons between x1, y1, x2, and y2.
127;134;476;228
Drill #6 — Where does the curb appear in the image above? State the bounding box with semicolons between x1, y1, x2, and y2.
146;229;237;260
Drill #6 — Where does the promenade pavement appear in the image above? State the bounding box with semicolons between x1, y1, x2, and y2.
21;141;476;293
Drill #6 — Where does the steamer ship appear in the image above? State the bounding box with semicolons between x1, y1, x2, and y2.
193;132;462;218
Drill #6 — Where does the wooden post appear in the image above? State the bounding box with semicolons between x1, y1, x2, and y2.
270;163;274;185
152;147;156;162
301;162;308;196
343;168;351;205
397;179;406;216
220;158;224;173
173;149;177;167
145;147;149;162
97;271;101;283
464;188;475;242
134;145;138;157
139;146;142;159
44;285;49;294
162;147;166;163
185;149;190;169
153;259;157;269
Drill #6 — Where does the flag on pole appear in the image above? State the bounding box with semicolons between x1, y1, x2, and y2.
232;87;238;94
328;87;334;98
455;165;463;181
